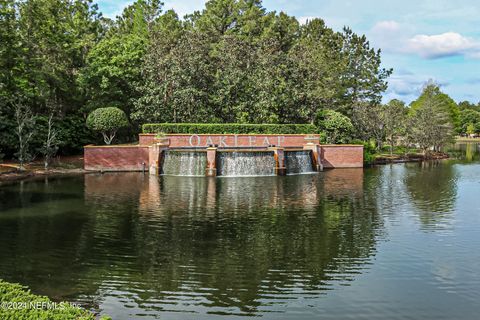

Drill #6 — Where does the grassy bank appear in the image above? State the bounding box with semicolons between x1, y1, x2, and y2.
456;137;480;142
0;155;85;184
0;280;109;320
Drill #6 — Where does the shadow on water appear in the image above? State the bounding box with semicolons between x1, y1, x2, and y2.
0;176;81;213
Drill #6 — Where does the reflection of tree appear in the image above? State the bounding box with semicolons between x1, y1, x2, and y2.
404;161;458;228
129;173;380;315
449;142;480;163
0;172;382;317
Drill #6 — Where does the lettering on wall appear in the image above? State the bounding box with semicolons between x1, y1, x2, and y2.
186;135;290;147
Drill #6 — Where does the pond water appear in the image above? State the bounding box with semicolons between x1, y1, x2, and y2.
1;143;480;319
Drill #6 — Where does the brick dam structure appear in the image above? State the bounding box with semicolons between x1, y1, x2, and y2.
84;134;364;176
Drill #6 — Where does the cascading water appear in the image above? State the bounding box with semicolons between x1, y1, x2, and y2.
161;151;207;176
217;151;275;177
285;150;314;174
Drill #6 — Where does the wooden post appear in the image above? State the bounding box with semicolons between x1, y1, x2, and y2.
206;147;217;177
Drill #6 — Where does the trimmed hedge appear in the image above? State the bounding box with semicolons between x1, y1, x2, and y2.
0;279;110;320
142;123;318;134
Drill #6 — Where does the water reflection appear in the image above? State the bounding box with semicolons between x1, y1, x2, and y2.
0;169;380;319
448;142;480;163
404;161;458;230
83;170;380;318
2;145;477;319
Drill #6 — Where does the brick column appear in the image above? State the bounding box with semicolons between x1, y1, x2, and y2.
303;143;323;171
206;147;217;177
268;147;286;176
149;143;169;175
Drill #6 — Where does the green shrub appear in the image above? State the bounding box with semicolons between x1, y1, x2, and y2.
314;110;354;144
142;123;317;134
354;140;376;165
0;279;110;320
86;107;129;145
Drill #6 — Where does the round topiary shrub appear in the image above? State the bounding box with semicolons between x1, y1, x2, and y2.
86;107;129;145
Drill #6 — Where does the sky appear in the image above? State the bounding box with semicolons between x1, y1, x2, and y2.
96;0;480;104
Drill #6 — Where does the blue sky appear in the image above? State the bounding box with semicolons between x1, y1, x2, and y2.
96;0;480;104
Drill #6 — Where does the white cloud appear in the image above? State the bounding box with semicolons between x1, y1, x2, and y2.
406;32;479;59
384;72;451;103
371;20;401;33
387;75;423;97
369;21;480;60
368;20;412;54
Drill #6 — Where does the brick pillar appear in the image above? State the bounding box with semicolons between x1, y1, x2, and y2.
303;143;323;171
268;147;286;176
149;143;169;175
206;147;217;177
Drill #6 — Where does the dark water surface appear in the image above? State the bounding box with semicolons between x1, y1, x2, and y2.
1;143;480;319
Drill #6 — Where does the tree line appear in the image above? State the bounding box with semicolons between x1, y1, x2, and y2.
0;0;479;165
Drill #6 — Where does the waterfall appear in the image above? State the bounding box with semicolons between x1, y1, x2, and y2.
161;151;207;176
217;151;275;177
285;150;314;174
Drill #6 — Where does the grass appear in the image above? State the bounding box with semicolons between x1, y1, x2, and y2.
456;136;480;142
0;279;110;320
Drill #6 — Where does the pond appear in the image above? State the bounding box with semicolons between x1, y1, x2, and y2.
1;143;480;319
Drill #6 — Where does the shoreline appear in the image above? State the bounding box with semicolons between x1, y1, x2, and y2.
0;168;88;185
1;152;452;184
372;152;449;165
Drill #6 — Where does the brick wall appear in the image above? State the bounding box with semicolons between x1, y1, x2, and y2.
83;141;364;172
84;145;149;171
321;145;364;168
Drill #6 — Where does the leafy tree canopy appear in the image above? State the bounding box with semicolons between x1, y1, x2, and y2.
410;84;460;132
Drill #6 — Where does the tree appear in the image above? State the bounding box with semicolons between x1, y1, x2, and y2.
458;100;480;112
40;112;59;170
340;27;392;113
409;93;454;155
315;109;353;144
1;0;104;158
3;0;396;158
134;1;391;125
79;0;162;115
351;102;385;150
16;0;103;115
466;123;476;136
86;107;129;145
459;109;480;134
13;100;36;170
382;99;407;155
410;83;460;133
288;19;345;123
0;0;21;100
